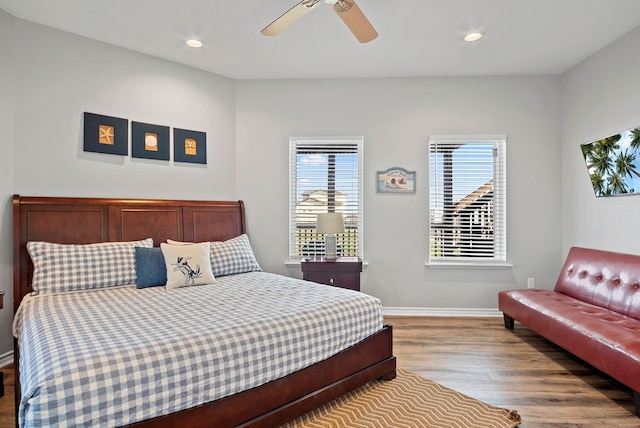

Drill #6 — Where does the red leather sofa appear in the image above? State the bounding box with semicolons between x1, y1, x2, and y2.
499;247;640;416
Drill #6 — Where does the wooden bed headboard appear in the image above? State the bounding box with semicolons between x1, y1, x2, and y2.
12;195;246;312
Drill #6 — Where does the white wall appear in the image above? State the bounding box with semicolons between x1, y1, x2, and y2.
0;9;15;359
236;76;563;309
12;19;237;200
561;26;640;256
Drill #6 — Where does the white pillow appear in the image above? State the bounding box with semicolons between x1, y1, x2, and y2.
160;242;216;289
27;238;153;294
166;239;192;245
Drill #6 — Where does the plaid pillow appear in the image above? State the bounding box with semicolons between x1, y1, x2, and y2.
27;238;153;294
209;234;261;277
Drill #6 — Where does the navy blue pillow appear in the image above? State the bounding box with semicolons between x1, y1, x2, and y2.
135;247;167;288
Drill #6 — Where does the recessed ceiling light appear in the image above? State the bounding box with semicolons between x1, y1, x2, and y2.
186;39;203;48
463;32;483;42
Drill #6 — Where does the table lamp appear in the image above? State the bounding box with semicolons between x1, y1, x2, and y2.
316;212;345;260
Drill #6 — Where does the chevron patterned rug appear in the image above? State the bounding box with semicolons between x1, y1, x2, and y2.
283;369;522;428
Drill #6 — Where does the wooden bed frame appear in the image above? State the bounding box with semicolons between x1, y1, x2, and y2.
13;195;396;427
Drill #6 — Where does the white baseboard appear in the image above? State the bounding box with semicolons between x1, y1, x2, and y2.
0;350;13;368
383;307;502;317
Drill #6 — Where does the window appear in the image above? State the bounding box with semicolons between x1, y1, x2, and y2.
428;135;506;263
289;137;364;260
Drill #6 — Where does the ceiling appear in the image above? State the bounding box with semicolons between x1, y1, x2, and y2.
2;0;640;80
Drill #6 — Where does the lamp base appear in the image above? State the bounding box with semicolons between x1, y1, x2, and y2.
324;234;338;260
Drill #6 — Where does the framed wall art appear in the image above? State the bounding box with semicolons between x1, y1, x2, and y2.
377;167;416;193
174;128;207;164
581;124;640;197
131;121;170;161
83;112;128;155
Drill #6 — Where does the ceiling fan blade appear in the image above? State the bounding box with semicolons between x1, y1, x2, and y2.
333;0;378;43
261;0;320;36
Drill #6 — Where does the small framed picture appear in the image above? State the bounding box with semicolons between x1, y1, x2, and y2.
83;112;128;155
174;128;207;164
131;121;170;161
377;167;416;193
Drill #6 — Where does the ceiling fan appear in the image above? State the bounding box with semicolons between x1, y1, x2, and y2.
261;0;378;43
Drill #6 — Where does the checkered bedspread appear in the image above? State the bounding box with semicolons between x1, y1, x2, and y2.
13;272;383;427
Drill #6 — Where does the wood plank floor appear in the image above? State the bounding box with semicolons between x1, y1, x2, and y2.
386;316;639;427
0;316;638;427
0;364;14;428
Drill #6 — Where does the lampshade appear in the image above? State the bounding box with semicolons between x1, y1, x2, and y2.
316;212;345;234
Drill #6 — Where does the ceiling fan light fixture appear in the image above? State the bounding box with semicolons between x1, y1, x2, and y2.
464;32;483;42
261;0;377;43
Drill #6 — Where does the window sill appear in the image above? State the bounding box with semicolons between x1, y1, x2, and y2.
425;261;514;269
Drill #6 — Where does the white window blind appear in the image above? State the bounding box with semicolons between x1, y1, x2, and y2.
428;135;507;263
289;137;364;259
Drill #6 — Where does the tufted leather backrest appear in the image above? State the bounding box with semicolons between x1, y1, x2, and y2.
555;247;640;320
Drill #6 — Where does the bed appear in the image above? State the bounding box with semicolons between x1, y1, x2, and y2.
12;195;396;427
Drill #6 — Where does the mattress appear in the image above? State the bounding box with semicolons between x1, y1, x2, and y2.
13;271;383;427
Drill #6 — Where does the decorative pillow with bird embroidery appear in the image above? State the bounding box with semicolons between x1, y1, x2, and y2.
160;242;216;289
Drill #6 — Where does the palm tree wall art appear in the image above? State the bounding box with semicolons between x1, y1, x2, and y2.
581;126;640;197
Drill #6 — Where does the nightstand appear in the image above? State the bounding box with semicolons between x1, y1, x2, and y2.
301;257;362;291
